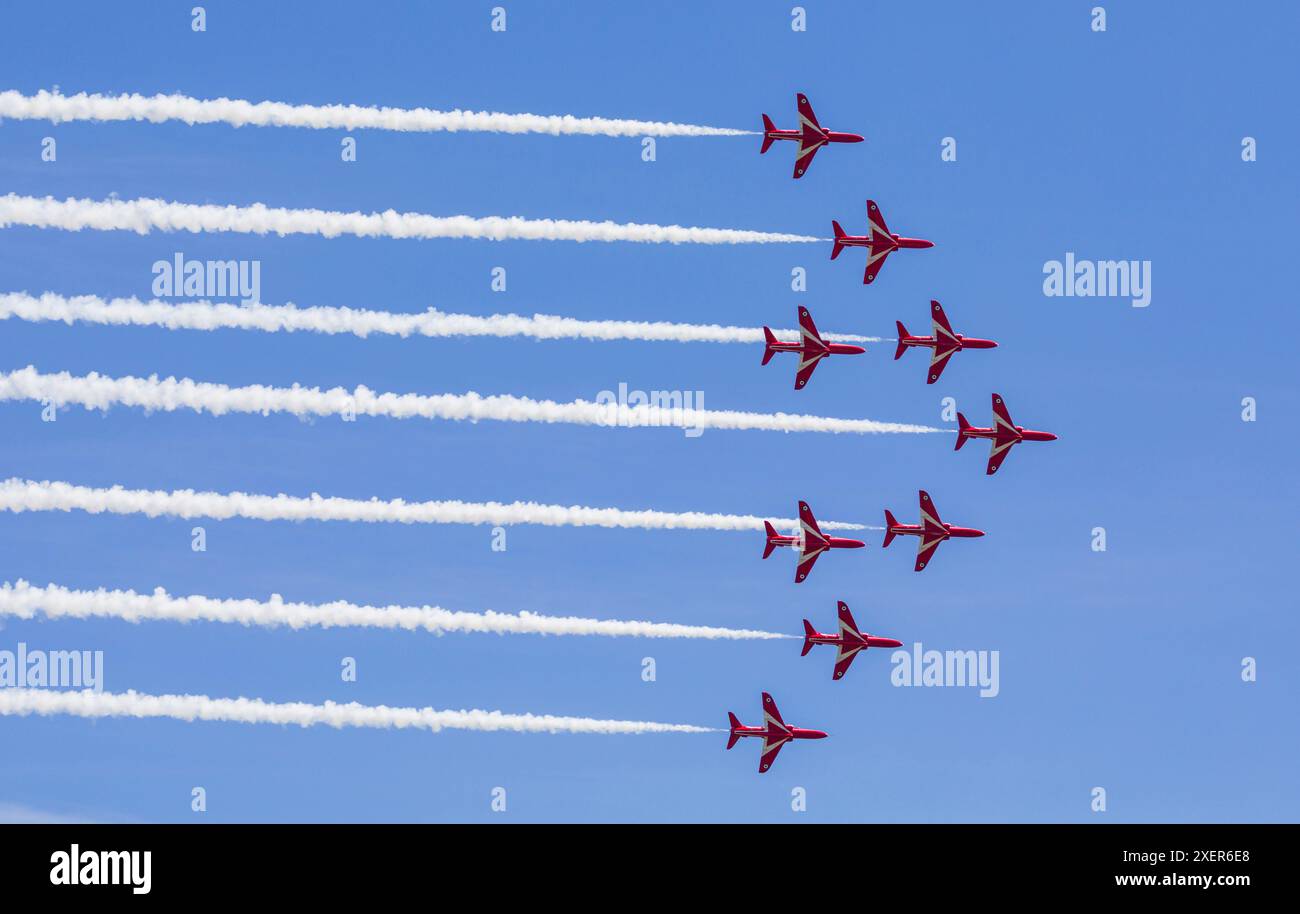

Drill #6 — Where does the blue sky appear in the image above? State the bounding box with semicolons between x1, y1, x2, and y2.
0;1;1296;822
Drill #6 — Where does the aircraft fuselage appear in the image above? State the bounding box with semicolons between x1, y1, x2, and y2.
837;232;935;251
766;339;866;357
805;631;903;650
837;232;930;249
898;334;998;353
961;425;1058;444
887;522;985;541
766;533;867;551
764;128;864;146
731;725;829;742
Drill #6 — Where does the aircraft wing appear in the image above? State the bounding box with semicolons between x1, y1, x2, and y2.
991;394;1017;432
793;140;822;179
987;395;1020;475
928;345;957;383
915;533;945;572
918;490;944;528
986;439;1017;475
798;501;825;539
930;300;956;337
834;603;866;677
794;546;824;583
762;692;787;728
794;351;827;389
915;490;946;571
926;300;961;382
863;247;892;285
759;694;793;771
759;734;790;772
796;501;828;579
796;94;823;132
866;199;891;237
837;601;860;636
832;643;864;680
797;307;825;347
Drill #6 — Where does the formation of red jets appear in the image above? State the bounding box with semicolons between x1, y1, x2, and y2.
730;94;1057;773
760;92;864;179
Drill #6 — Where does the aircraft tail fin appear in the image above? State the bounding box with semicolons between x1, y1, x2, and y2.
760;115;776;154
955;412;971;450
762;521;779;559
726;712;743;749
801;619;817;657
893;322;909;360
883;510;898;548
761;327;778;365
830;220;847;260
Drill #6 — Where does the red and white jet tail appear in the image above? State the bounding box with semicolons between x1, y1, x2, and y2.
761;327;778;365
760;115;776;154
955;412;972;449
762;521;780;559
726;712;743;750
882;509;899;548
830;221;848;260
801;619;817;656
893;321;910;360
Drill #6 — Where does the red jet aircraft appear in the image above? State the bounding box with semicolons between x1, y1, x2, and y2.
883;490;984;572
832;199;933;285
802;601;903;680
726;692;827;773
760;93;864;179
895;300;998;384
763;500;866;583
957;393;1058;475
763;306;866;389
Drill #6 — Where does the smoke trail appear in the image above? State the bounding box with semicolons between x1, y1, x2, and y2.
0;688;716;735
0;194;821;245
0;580;793;640
0;89;754;138
0;291;877;345
0;478;867;532
0;367;940;435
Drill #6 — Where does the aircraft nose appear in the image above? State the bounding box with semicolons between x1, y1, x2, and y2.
1043;432;1058;441
916;239;935;249
873;638;904;649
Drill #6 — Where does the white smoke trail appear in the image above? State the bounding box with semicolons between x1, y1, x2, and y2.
0;291;876;345
0;194;822;245
0;89;754;138
0;688;716;735
0;478;867;532
0;580;793;641
0;367;939;435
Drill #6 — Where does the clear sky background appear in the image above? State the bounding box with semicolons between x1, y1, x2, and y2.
0;1;1296;823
